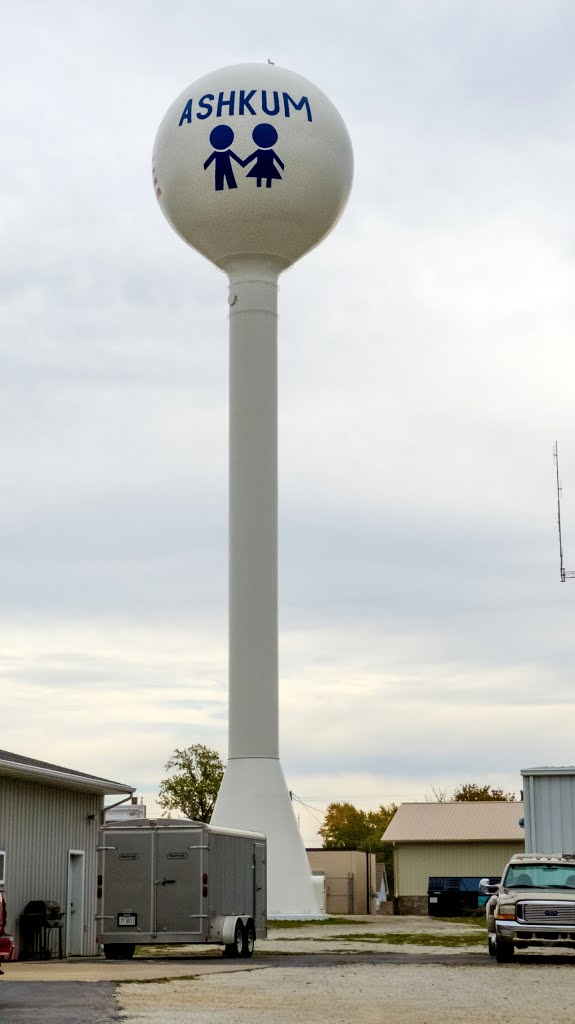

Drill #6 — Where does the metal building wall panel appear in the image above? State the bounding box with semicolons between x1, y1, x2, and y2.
393;842;524;896
0;777;101;956
523;771;575;854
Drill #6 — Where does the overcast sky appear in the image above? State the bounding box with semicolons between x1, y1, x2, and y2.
2;1;575;844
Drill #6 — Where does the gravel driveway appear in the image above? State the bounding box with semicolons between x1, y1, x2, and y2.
116;917;575;1024
117;959;575;1024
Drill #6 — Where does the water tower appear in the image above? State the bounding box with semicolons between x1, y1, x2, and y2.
153;62;353;916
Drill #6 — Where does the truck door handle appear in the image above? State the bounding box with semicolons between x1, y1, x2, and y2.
157;878;176;886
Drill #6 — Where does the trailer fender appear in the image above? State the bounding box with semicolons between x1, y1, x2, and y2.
214;915;252;945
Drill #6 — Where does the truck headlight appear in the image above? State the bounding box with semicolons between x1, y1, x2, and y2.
496;904;516;920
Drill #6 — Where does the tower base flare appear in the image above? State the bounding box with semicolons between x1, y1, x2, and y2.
211;757;325;918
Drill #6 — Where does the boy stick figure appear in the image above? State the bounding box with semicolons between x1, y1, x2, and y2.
204;125;244;191
244;123;284;188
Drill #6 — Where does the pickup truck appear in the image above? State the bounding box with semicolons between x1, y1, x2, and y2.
487;853;575;962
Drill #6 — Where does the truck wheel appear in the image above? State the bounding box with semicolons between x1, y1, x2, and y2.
495;939;514;963
488;935;496;957
241;921;255;958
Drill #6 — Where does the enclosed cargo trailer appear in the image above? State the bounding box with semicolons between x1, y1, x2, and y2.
96;818;266;959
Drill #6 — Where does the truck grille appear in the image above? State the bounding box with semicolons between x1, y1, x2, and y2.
520;902;575;926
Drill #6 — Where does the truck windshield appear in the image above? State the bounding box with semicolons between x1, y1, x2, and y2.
505;864;575;889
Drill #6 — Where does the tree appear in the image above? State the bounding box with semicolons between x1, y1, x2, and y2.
158;744;224;823
319;801;398;851
318;801;398;895
427;782;517;802
452;783;516;802
425;785;450;803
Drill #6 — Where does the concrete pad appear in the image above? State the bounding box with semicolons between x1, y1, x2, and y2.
3;957;266;982
2;915;484;981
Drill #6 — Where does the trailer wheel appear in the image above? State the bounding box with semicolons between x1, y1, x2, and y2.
224;921;245;958
241;921;255;958
104;943;135;960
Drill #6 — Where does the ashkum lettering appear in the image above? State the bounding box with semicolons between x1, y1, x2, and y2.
179;90;312;126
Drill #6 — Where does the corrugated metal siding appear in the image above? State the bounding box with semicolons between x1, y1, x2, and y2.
523;774;575;854
0;777;101;955
394;842;524;896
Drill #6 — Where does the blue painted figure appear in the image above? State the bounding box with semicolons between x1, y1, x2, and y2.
204;125;244;191
244;124;285;188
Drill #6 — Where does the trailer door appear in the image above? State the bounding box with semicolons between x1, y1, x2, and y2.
254;841;266;932
100;829;154;936
155;829;203;935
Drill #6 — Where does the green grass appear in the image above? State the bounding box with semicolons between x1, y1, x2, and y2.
268;917;352;928
134;946;221;958
269;915;487;933
271;931;487;947
435;916;487;929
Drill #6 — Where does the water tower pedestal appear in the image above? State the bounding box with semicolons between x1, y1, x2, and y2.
211;256;321;916
214;757;323;916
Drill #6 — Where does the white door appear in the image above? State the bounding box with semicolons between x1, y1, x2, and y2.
66;851;85;956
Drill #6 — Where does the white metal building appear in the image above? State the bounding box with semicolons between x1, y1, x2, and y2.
521;766;575;853
0;749;133;957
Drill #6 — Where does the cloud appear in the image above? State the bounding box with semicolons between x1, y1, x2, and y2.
1;1;575;855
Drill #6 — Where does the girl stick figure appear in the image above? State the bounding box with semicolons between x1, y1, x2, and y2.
244;123;285;188
204;125;244;191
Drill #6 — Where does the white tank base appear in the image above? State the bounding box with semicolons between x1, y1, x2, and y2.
211;757;326;918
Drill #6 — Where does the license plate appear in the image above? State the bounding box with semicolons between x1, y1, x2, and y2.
118;913;137;927
429;896;438;903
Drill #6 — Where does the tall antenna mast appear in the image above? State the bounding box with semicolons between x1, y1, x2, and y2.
554;442;575;582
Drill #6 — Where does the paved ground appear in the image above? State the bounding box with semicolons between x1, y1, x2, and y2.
1;915;482;981
0;980;119;1023
2;955;256;982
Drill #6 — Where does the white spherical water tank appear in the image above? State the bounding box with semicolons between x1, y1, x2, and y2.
153;62;353;271
154;64;353;918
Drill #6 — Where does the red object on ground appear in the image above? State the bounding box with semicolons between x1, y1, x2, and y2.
0;891;14;964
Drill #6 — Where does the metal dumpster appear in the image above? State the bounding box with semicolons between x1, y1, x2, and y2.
427;877;483;916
